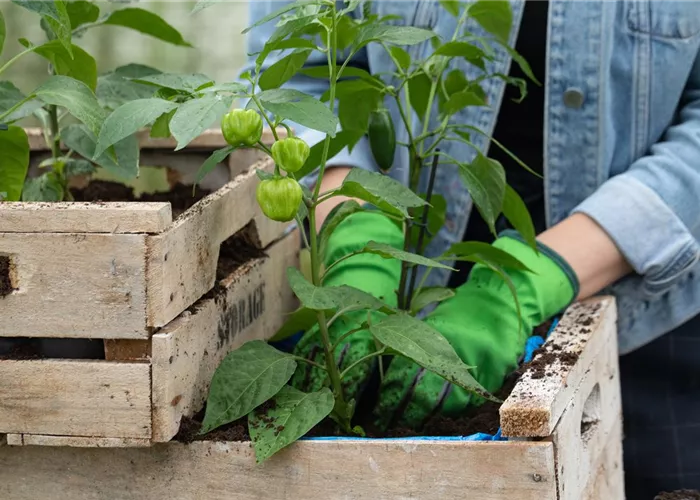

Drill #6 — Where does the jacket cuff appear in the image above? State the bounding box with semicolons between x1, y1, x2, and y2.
572;175;700;295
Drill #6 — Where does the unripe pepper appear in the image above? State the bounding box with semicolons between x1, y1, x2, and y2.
271;137;310;173
256;176;303;222
221;109;263;147
368;108;396;173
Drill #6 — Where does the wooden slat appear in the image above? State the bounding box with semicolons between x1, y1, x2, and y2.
499;297;616;437
151;232;299;442
145;159;288;329
6;435;151;448
0;202;172;234
0;233;148;338
0;440;557;500
582;419;625;500
104;340;151;361
0;360;151;439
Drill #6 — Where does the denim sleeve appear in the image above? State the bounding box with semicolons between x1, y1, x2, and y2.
243;1;379;189
573;49;700;296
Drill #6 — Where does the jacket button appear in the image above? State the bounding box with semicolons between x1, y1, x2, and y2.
563;88;585;109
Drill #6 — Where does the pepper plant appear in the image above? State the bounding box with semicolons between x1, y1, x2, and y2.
95;0;538;463
0;0;193;201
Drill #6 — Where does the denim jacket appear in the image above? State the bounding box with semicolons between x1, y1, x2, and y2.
246;0;700;354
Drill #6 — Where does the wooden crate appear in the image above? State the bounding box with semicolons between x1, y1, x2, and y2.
0;231;300;445
0;130;287;338
0;297;624;499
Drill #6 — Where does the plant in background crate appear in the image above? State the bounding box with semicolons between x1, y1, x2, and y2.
119;0;537;463
0;0;196;201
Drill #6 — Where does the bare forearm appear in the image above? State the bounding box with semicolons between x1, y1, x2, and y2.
313;166;354;231
538;213;633;300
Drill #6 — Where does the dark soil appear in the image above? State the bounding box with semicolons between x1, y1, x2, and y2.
0;255;14;297
655;491;700;500
71;181;211;217
526;345;579;380
0;339;43;360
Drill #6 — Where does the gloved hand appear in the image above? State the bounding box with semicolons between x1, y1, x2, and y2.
373;231;579;430
291;210;404;401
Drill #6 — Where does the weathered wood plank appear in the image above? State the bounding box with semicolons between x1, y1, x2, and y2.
6;435;151;448
0;202;172;234
500;297;616;437
0;360;151;439
0;233;148;338
583;418;625;500
145;160;288;329
0;440;557;500
151;231;300;442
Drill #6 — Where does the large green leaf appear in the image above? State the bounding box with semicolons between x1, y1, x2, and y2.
12;0;72;55
441;89;487;115
0;82;42;123
369;314;495;400
287;267;388;313
257;88;338;137
195;146;236;185
62;124;139;180
469;0;512;44
318;200;364;260
0;10;6;57
267;15;320;45
132;73;213;93
95;98;178;157
32;41;97;90
169;94;233;150
433;41;487;70
269;307;320;343
336;168;426;218
249;386;333;463
299;65;376;82
502;184;537;250
354;24;435;49
66;0;99;30
259;49;311;91
338;88;381;133
201;340;297;434
239;0;322;32
445;240;531;272
458;153;505;233
0;126;29;201
21;172;64;201
361;241;455;270
410;287;455;315
33;75;106;136
103;8;192;47
408;72;432;120
439;0;461;16
96;73;158;111
255;38;318;71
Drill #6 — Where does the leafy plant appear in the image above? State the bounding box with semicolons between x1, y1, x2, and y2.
0;0;193;201
95;0;538;462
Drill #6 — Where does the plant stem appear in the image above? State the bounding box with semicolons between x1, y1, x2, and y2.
405;150;440;310
330;326;365;352
0;47;35;78
48;105;61;159
251;94;280;142
339;348;386;380
290;355;328;371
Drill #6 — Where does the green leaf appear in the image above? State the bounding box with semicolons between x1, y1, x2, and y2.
322;79;381;102
369;314;494;400
500;43;539;85
336;168;426;218
433;41;487;70
21;172;63;201
338;88;381;133
239;0;322;33
441;89;487;115
259;49;312;91
318;200;364;260
62;124;139;180
502;185;537;250
95;98;178;157
63;158;96;177
439;0;461;16
445;241;531;272
389;46;411;71
410;287;455;315
336;14;359;50
408;72;432;120
255;38;318;71
296;130;363;180
96;64;161;110
33;75;106;136
0;126;29;201
299;65;376;82
249;386;333;463
0;10;6;57
195;146;236;185
287;267;389;313
410;194;447;248
201;340;297;434
150;109;175;138
132;73;213;93
257;89;338;137
361;241;455;270
66;0;99;30
32;41;98;90
199;82;248;95
103;8;192;47
269;307;320;343
354;24;435;49
13;0;72;56
169;94;233;150
0;82;42;122
458;154;505;234
469;0;512;44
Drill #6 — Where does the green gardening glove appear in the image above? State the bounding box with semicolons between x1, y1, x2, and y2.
374;231;579;430
291;210;403;401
